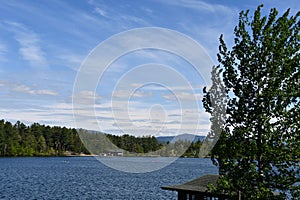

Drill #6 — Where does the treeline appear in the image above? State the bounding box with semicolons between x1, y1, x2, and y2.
181;140;202;157
107;134;203;157
0;119;204;157
106;134;163;153
76;129;204;157
0;120;88;156
153;140;203;157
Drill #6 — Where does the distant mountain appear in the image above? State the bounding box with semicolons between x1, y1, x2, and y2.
156;134;205;144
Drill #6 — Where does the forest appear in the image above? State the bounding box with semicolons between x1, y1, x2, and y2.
0;119;202;157
0;119;88;156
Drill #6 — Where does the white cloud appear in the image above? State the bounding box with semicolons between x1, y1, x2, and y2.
163;91;202;101
72;90;102;104
95;7;107;17
19;45;46;65
120;15;147;24
88;0;150;27
56;53;85;71
13;84;58;96
142;7;153;14
133;84;203;92
1;107;75;128
0;92;210;136
161;0;236;14
90;98;209;136
35;90;58;96
5;21;47;67
112;89;153;99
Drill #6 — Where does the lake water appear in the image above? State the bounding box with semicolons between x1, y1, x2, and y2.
0;157;217;199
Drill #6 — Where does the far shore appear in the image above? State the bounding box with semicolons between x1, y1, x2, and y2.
0;155;209;159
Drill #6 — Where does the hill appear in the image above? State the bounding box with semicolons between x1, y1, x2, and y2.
156;134;205;144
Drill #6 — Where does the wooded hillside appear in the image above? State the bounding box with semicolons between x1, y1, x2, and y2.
0;119;203;157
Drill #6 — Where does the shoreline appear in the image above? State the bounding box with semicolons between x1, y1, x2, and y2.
0;155;209;159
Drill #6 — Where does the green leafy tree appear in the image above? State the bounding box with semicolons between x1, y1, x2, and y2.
203;5;300;199
4;121;20;156
37;135;47;154
0;120;5;156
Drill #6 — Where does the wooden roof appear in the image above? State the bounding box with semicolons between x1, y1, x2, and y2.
161;174;219;193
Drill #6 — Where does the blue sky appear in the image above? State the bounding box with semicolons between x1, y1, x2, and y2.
0;0;299;136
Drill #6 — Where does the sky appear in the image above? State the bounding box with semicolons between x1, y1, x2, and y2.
0;0;299;136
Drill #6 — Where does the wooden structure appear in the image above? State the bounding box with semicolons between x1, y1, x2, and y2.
162;174;229;200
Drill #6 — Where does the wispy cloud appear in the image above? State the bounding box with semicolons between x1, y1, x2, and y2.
89;98;208;136
1;98;210;136
72;90;102;105
157;0;238;61
0;106;75;128
13;84;58;96
56;53;85;71
112;89;153;99
1;0;299;138
163;91;202;101
0;42;7;61
162;0;235;14
4;21;47;67
94;7;107;17
88;0;151;27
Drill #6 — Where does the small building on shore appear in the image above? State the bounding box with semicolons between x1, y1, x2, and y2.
99;150;123;157
162;174;229;200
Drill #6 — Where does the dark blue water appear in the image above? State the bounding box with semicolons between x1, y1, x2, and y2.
0;157;217;199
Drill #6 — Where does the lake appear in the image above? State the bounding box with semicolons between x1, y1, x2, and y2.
0;157;217;199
